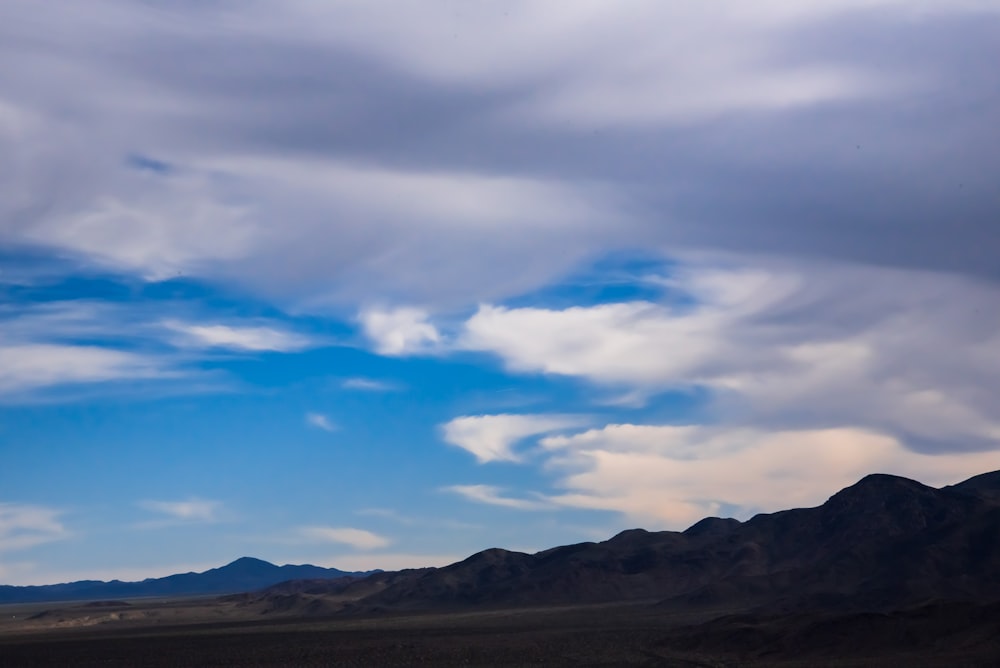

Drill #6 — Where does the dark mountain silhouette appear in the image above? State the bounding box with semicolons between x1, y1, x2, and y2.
248;470;1000;616
6;471;999;665
8;469;999;622
0;557;374;604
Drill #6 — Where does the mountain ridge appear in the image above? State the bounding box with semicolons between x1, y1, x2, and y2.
298;468;1000;615
7;469;999;613
0;557;375;604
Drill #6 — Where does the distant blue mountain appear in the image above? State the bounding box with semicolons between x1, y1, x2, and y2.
0;557;374;604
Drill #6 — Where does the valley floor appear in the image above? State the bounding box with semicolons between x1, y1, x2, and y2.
2;598;999;667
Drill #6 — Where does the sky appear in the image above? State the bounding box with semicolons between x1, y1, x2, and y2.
1;1;999;586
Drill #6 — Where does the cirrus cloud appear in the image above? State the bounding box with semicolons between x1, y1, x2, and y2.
441;413;590;463
0;503;69;553
298;526;391;550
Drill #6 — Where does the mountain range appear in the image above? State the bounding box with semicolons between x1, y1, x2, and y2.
236;470;1000;617
0;557;373;604
6;470;1000;664
6;469;999;617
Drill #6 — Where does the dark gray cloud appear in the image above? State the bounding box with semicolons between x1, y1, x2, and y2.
1;1;998;305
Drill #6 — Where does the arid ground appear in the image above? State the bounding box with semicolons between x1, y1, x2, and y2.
2;597;998;667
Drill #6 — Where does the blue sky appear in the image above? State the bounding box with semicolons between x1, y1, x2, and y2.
2;1;999;585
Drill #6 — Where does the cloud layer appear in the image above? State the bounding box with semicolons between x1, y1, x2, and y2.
0;503;68;553
458;262;1000;453
540;424;1000;525
2;1;998;308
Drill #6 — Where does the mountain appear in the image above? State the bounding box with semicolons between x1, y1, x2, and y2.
256;469;1000;616
0;557;374;604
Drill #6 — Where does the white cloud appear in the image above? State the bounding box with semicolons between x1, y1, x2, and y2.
457;262;1000;452
433;261;1000;527
441;413;590;463
163;320;313;352
359;307;442;356
298;526;391;550
536;424;1000;527
23;171;258;281
0;503;69;553
0;343;171;395
442;484;550;511
138;498;221;523
459;266;797;386
306;412;337;432
0;302;315;399
341;377;399;392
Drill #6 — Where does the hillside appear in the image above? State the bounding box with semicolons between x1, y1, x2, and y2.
0;557;373;604
242;470;1000;616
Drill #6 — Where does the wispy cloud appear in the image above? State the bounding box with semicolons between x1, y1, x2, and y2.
442;485;550;511
305;412;337;432
297;526;391;550
0;503;69;553
137;498;222;526
441;413;590;463
0;301;313;400
341;377;400;392
0;344;173;396
163;320;314;352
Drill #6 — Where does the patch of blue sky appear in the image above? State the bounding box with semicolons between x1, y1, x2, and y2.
125;153;173;174
498;250;706;316
500;251;673;310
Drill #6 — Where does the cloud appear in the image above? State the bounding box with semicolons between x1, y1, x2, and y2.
0;302;174;397
0;503;69;553
162;320;314;352
457;262;1000;453
138;499;221;524
305;412;337;432
537;424;1000;527
0;301;314;399
2;0;997;310
0;343;172;396
359;307;442;355
341;377;399;392
442;485;550;511
23;170;257;281
441;413;590;463
298;526;391;550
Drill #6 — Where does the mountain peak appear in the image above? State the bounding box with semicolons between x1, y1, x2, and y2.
951;470;1000;494
827;473;932;503
227;556;274;567
819;472;957;539
684;517;741;537
218;557;279;575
